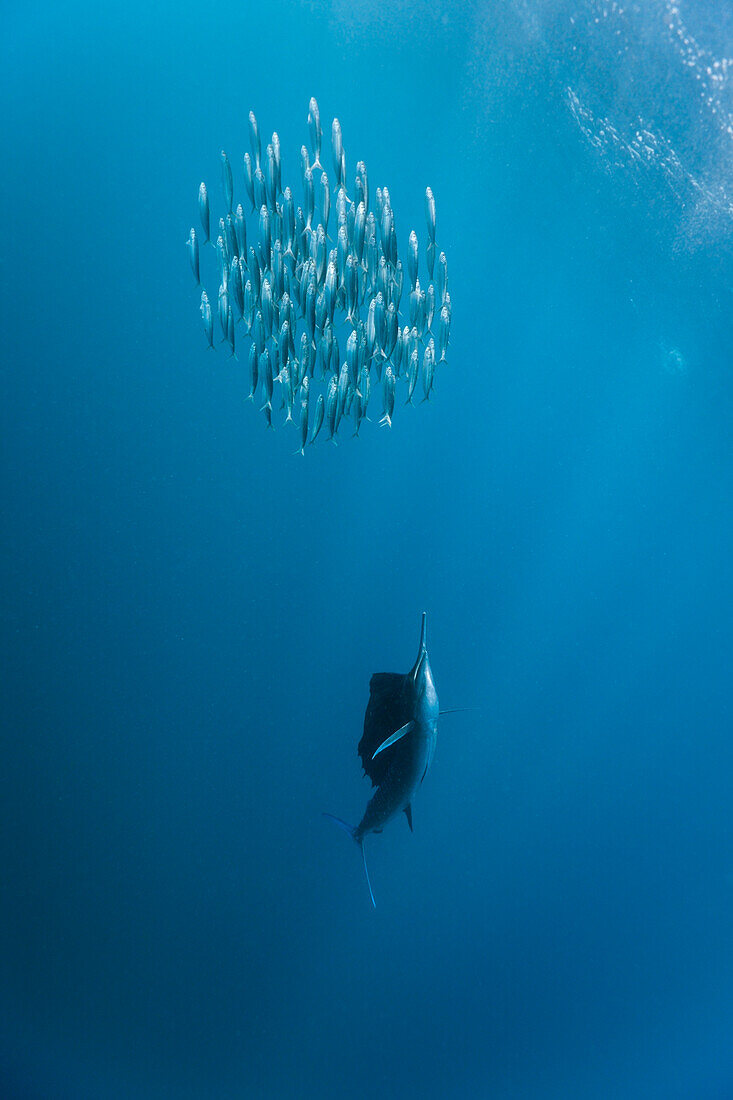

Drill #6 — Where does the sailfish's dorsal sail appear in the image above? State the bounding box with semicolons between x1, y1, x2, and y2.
358;672;411;787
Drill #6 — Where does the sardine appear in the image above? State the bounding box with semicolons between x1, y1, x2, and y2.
278;320;290;368
437;251;448;305
230;255;244;318
272;132;282;194
243;153;255;211
310;393;325;444
380;365;395;427
354;202;366;263
243;278;254;331
296;205;308;261
247;245;261;301
247;341;259;400
224;213;238;264
336;361;349;426
258;204;271;269
308;97;323;170
305;282;317;345
426;283;436;333
265;143;277;209
352;386;364;435
254;167;267;212
221;150;233;213
200;290;213;349
187;227;200;285
346;329;358;385
271;240;284;300
198;183;210;244
261;277;273;338
279;364;293;421
384;302;398;360
234;203;247;259
315;224;327;285
356;159;369;212
421;339;435;401
438;305;450;363
405;348;419;405
282;187;295;257
252;310;266;356
218;284;230;338
296;387;310;455
260;348;273;410
407;230;418;291
304;167;315;228
357;364;371;414
321;172;331;236
248;110;261;169
332;118;343;182
425;186;436;243
216;233;228;284
225;300;236;358
326;375;339;442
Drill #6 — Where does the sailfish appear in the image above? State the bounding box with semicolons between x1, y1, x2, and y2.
324;612;441;907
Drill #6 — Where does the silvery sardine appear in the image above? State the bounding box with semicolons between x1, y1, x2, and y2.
438;305;450;363
200;289;213;349
220;150;233;213
308;97;323;171
421;338;435;401
326;375;338;442
332;118;343;182
407;230;419;291
243;153;255;211
187;227;200;285
234;203;247;258
198;183;210;244
247;341;258;400
380;365;395;428
310;393;325;444
248;110;261;169
405;348;419;405
425;186;436;244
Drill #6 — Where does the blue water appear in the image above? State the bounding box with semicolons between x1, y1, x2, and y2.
3;2;732;1097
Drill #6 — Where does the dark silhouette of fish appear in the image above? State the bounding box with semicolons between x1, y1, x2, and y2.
324;612;440;907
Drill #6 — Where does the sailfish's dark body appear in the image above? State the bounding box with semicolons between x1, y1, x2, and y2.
325;612;439;905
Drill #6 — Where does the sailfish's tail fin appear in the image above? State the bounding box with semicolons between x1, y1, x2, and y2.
322;814;376;908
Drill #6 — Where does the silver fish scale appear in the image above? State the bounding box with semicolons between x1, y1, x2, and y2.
189;101;451;451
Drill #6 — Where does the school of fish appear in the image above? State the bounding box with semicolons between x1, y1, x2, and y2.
187;99;451;451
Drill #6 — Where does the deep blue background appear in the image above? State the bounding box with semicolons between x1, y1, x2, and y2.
2;1;732;1097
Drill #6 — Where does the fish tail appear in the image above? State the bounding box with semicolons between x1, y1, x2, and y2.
322;814;376;908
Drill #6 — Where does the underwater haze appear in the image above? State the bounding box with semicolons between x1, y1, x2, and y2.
2;1;732;1097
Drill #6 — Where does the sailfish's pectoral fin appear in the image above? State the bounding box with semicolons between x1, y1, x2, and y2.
372;721;414;760
404;804;413;832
